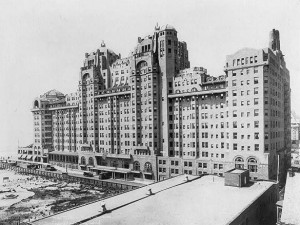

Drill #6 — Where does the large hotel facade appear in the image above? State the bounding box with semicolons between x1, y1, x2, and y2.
18;25;291;182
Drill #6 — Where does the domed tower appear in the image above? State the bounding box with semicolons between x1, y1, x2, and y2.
31;90;64;163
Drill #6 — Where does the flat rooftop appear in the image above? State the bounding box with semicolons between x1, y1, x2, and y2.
84;175;274;225
280;172;300;224
229;169;247;174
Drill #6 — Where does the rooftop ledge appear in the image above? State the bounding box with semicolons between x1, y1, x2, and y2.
94;91;131;98
48;105;79;111
168;88;226;98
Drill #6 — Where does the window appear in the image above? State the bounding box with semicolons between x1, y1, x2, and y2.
254;66;258;73
254;132;259;139
254;121;259;128
255;144;259;151
265;144;269;151
232;90;237;96
232;80;237;86
265;132;269;139
254;77;259;84
254;98;259;105
233;110;237;117
233;132;237;139
235;157;244;169
233;143;238;150
133;161;140;171
254;109;259;116
248;158;258;172
254;87;258;94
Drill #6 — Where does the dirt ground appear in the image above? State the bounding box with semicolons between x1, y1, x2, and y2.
0;169;125;225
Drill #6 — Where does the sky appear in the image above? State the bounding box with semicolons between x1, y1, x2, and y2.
0;0;300;156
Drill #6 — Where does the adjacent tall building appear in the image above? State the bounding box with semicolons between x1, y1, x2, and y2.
18;26;291;182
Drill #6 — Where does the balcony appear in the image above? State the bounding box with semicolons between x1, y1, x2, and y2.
143;169;153;174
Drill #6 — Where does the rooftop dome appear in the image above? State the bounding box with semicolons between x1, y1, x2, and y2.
160;24;176;31
41;89;65;98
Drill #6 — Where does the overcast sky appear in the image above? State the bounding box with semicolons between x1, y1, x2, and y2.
0;0;299;156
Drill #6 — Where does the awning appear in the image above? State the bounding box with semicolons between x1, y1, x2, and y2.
19;155;24;159
24;155;28;160
143;171;153;175
49;151;78;156
131;170;141;174
79;164;87;167
28;156;33;160
97;153;131;160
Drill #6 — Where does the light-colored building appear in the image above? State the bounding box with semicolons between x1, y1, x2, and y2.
18;25;291;182
291;111;300;149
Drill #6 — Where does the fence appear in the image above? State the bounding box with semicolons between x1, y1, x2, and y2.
0;162;140;190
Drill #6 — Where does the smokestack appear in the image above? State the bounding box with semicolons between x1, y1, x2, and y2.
269;29;280;51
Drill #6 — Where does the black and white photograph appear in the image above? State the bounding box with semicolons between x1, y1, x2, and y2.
0;0;300;224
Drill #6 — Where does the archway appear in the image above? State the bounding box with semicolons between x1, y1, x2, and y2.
133;161;140;171
80;156;86;165
144;162;152;173
88;157;94;166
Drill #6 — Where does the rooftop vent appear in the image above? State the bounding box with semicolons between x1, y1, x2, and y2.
224;169;250;187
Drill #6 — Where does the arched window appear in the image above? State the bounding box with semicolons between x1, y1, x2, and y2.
34;100;39;108
136;61;148;73
248;157;258;172
81;156;86;165
235;157;244;169
82;73;90;81
88;157;94;166
144;162;152;173
133;161;140;171
191;87;198;92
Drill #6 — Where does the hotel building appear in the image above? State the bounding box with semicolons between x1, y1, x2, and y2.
17;25;291;182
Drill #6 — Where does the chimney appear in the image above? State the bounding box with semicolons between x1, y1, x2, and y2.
269;29;280;51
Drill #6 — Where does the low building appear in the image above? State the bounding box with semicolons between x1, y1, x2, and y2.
84;173;277;225
277;168;300;224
